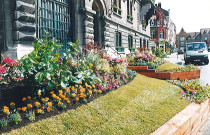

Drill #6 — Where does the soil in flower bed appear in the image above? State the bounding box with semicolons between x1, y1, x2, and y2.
0;77;135;134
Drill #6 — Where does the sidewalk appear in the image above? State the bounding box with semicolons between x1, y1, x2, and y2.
198;116;210;135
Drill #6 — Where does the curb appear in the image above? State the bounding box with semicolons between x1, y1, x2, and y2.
151;99;210;135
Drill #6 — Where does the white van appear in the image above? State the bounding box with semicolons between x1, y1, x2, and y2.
184;42;209;65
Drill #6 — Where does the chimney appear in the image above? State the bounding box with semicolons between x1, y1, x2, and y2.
158;2;161;8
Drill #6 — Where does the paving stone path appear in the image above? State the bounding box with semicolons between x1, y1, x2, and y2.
198;116;210;135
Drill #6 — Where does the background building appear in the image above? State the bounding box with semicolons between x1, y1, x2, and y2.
177;28;187;50
149;2;176;53
0;0;156;59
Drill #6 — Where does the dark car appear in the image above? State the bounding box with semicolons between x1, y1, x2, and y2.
178;49;184;54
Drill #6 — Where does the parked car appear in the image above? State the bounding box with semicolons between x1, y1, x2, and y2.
178;49;184;54
184;42;209;65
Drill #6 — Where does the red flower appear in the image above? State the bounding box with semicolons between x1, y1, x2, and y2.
0;65;6;74
2;57;19;67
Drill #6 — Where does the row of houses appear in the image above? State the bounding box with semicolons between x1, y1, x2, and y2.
0;0;176;60
177;28;210;50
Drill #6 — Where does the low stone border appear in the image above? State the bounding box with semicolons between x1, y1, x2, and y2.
127;66;200;80
151;99;210;135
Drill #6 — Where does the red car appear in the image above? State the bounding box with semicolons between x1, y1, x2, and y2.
178;49;184;54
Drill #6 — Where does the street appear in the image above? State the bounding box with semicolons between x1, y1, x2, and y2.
165;52;210;85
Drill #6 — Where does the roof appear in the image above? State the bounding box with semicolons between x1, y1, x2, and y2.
161;8;169;16
186;32;200;38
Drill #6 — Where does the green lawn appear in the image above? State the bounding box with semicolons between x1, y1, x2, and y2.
5;74;189;135
156;62;182;72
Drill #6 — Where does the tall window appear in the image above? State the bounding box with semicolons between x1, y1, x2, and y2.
128;35;133;49
114;0;121;8
115;32;122;47
151;30;155;39
36;0;71;49
160;32;164;39
127;0;132;16
140;38;142;48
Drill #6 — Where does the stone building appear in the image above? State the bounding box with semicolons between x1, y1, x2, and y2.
0;0;155;59
200;28;210;49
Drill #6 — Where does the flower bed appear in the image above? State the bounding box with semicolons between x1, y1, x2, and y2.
0;36;137;133
127;62;200;80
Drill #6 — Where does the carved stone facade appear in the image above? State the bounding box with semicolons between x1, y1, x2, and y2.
0;0;155;59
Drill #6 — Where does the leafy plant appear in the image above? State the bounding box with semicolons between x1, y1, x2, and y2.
9;112;22;125
26;111;35;122
0;118;8;127
19;34;80;95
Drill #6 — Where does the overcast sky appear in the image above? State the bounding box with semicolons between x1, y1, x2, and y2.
156;0;210;33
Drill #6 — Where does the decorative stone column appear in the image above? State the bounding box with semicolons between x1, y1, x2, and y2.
14;0;36;59
83;8;95;45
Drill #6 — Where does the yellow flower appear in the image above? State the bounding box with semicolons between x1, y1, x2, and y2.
87;66;89;69
75;85;78;88
27;96;31;99
67;100;70;104
37;92;41;96
58;101;62;106
98;90;102;94
22;107;27;112
34;102;40;106
88;90;92;95
22;97;27;102
52;94;56;98
37;109;42;114
92;85;95;88
47;102;52;107
45;97;49;100
75;97;79;102
10;102;15;106
50;91;54;94
47;107;51;113
71;93;76;98
3;108;9;114
41;98;45;102
27;104;33;109
80;81;82;84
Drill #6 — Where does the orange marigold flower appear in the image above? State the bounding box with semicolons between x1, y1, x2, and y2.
66;89;70;93
98;90;102;94
37;109;42;114
50;91;54;94
71;93;76;98
92;85;95;88
27;104;33;109
47;102;52;107
45;97;49;100
75;85;78;88
22;97;27;101
41;98;45;101
37;92;41;96
67;100;70;104
52;94;56;98
75;97;79;102
17;108;22;111
22;107;27;112
47;107;51;113
3;108;9;114
27;96;31;99
88;90;92;95
10;102;15;106
34;102;40;106
80;81;82;84
58;101;62;106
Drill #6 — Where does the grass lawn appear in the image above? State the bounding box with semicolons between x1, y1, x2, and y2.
156;62;182;72
5;74;189;135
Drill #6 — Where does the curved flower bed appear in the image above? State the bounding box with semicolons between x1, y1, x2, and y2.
0;36;137;133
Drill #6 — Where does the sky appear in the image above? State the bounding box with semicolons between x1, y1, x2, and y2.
156;0;210;33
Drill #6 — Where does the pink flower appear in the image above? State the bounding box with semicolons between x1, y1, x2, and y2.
108;57;112;61
116;58;121;63
0;76;3;80
111;82;115;87
98;86;102;90
0;65;6;74
2;57;19;67
102;88;106;91
206;83;208;86
95;82;98;86
108;85;112;89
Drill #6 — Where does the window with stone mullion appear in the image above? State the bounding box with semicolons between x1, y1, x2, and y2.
116;32;122;47
128;35;133;49
114;0;121;8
